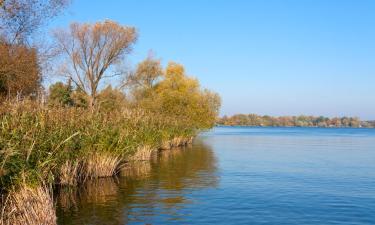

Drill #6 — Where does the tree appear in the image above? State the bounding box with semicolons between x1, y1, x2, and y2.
70;88;88;108
147;62;221;129
0;0;70;44
48;81;73;106
0;0;69;101
54;20;137;109
0;43;41;99
125;55;163;90
97;85;127;112
123;56;163;103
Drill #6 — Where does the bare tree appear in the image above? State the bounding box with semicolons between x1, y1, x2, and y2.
124;55;163;90
0;0;70;44
54;20;137;108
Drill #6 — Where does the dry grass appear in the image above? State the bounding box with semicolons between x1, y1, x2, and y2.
0;186;56;225
128;145;157;161
58;160;82;186
0;101;201;224
159;137;193;150
83;153;123;178
159;140;172;150
170;137;194;148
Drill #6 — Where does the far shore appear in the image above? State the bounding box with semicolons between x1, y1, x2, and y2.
216;125;375;129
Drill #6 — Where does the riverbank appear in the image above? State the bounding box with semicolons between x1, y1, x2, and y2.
0;101;209;225
56;142;217;224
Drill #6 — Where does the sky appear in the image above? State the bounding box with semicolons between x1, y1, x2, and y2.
50;0;375;120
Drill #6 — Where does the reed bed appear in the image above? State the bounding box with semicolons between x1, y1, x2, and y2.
83;153;123;178
0;185;56;225
0;100;205;224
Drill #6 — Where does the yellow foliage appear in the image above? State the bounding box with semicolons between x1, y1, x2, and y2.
134;61;221;130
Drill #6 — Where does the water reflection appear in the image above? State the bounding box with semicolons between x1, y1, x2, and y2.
56;141;218;225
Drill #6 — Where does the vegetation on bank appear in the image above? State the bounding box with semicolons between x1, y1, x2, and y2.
218;114;375;128
0;1;221;224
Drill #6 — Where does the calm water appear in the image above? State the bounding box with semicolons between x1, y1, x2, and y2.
57;127;375;225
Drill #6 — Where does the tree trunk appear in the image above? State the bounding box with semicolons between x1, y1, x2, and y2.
89;95;96;111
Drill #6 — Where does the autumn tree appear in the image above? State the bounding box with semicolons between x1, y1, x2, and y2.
0;0;69;101
54;20;137;109
0;0;70;44
97;85;127;112
0;43;41;99
135;62;221;129
125;56;162;89
124;56;163;102
158;63;220;128
124;56;163;89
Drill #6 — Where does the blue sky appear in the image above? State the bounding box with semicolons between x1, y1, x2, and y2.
50;0;375;119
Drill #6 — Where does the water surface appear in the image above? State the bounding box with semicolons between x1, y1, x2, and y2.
57;127;375;225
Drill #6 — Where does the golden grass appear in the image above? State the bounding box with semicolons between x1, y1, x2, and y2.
159;140;172;150
58;160;82;186
169;137;194;148
0;186;56;225
0;101;203;224
83;153;123;178
128;145;157;161
159;137;193;150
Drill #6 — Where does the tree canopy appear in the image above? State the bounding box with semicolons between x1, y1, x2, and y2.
54;20;137;108
0;0;69;44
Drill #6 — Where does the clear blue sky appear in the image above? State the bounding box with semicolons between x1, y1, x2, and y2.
50;0;375;120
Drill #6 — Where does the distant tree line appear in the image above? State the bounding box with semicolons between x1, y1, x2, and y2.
218;114;375;128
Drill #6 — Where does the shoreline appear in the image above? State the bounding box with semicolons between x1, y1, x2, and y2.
0;136;194;225
216;125;375;129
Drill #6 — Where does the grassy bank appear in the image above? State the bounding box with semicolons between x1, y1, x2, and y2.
0;98;216;224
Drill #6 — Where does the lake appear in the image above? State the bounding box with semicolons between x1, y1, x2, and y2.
57;127;375;225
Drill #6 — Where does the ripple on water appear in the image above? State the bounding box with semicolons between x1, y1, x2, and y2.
57;127;375;225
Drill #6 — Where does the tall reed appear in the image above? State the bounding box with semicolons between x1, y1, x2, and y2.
0;100;207;224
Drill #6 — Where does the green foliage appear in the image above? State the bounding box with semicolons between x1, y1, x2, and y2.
97;85;128;113
132;61;221;130
48;82;73;106
71;89;89;108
